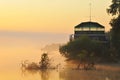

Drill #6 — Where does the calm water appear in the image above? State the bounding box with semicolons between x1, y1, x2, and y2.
1;68;120;80
0;31;120;80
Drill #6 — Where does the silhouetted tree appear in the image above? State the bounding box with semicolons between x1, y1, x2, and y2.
39;53;50;69
107;0;120;16
59;36;105;69
107;0;120;58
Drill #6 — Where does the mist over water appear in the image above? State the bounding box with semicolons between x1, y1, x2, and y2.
0;31;120;80
0;31;68;71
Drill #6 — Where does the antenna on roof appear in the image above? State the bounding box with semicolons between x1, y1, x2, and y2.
89;3;92;22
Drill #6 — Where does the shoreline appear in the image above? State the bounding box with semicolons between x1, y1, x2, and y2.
65;61;120;71
95;63;120;71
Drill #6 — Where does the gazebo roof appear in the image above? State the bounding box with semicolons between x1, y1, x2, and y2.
75;21;104;28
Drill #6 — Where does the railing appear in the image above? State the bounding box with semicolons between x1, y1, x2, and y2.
74;33;106;36
69;34;109;42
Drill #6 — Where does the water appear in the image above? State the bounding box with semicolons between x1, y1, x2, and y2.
0;31;120;80
1;68;120;80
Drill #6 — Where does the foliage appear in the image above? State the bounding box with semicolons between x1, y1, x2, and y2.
60;36;105;60
59;36;107;69
21;53;51;70
21;60;40;70
110;16;120;56
39;53;50;69
26;62;39;70
107;0;120;16
107;0;120;59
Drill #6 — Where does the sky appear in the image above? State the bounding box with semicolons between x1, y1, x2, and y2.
0;0;112;33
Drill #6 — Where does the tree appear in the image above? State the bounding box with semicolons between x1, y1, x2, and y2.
107;0;120;16
59;36;105;69
107;0;120;58
39;53;50;69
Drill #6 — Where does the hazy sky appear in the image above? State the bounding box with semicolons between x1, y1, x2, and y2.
0;0;111;33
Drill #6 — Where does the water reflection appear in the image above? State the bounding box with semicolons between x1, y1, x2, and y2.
60;69;120;80
21;68;120;80
40;70;50;80
21;68;60;80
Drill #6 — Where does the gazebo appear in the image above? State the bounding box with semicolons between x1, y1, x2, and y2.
70;21;108;42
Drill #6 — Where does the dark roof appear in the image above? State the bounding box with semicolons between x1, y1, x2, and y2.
75;22;104;28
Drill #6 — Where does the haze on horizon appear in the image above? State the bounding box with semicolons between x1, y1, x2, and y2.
0;0;111;33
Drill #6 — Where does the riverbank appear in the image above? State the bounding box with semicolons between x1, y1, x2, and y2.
65;61;120;71
96;62;120;71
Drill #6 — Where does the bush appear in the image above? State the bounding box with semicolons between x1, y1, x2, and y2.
39;53;50;69
59;36;107;69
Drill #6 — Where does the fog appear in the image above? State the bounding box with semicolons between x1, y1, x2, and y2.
0;31;68;71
